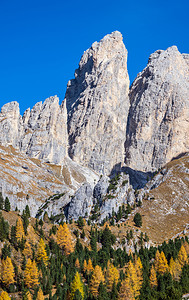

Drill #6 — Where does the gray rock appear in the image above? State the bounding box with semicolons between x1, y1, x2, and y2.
99;173;135;221
67;183;93;220
126;46;189;172
93;175;109;205
66;31;130;175
0;96;68;165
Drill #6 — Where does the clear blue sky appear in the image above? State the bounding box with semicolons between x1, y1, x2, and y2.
0;0;188;114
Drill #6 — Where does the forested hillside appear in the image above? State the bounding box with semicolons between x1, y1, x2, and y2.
0;197;189;300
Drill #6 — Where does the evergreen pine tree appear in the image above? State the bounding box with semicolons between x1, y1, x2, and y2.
98;282;109;300
0;193;4;210
4;197;10;212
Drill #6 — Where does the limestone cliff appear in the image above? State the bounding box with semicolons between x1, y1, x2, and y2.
125;46;189;172
20;96;68;164
0;96;68;165
65;31;130;175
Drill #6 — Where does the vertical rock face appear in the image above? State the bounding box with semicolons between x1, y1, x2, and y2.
20;96;68;164
0;102;22;148
125;46;189;172
0;96;68;164
65;31;130;175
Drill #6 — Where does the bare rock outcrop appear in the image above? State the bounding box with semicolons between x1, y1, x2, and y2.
125;46;189;172
0;102;22;148
0;96;68;165
20;96;68;164
65;31;130;175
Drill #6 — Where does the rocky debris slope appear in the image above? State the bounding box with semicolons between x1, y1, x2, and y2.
126;46;189;172
133;153;189;243
36;172;135;222
65;31;130;175
0;145;98;217
0;96;68;164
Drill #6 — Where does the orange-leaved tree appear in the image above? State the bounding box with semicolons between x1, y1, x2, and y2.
157;251;169;274
169;257;182;281
90;265;105;297
24;258;39;288
1;257;15;287
106;261;119;290
149;265;158;288
23;240;33;258
36;238;48;265
86;258;94;274
16;217;25;241
0;291;11;300
56;223;74;255
36;287;44;300
119;276;135;300
178;245;188;267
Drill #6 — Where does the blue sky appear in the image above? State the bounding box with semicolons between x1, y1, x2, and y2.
0;0;188;114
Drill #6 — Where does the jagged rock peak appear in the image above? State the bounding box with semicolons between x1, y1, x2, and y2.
125;45;189;172
0;101;22;148
65;31;130;175
0;96;68;165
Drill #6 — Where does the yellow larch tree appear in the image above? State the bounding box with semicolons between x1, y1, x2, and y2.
36;238;48;266
24;258;39;288
157;251;169;274
183;241;189;256
16;217;25;241
27;224;38;246
1;257;15;287
90;265;105;297
75;258;80;269
169;257;182;281
36;287;44;300
71;271;84;300
126;260;140;298
119;276;135;300
135;257;143;289
149;265;158;288
0;291;11;300
56;223;74;255
83;259;87;273
106;261;119;290
87;258;94;274
25;291;32;300
154;250;160;271
23;240;33;258
178;245;188;267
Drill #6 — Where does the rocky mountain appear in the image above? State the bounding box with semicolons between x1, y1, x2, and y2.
65;31;130;175
0;31;189;236
0;145;98;217
125;46;189;172
0;96;68;165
